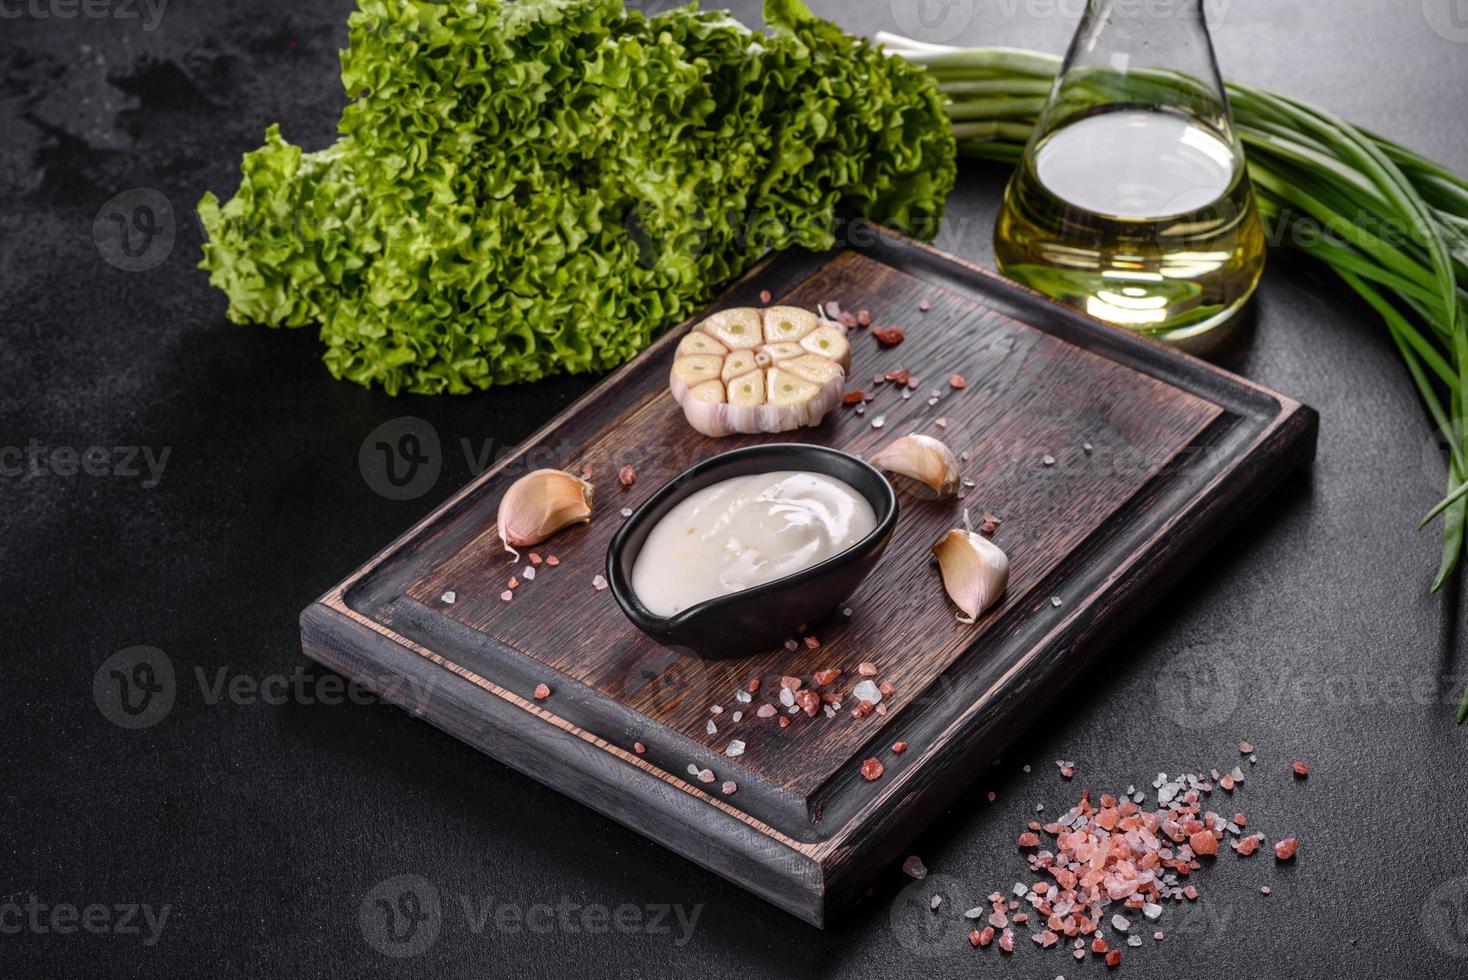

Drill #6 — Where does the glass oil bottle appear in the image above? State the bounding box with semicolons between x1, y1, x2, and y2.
994;0;1265;351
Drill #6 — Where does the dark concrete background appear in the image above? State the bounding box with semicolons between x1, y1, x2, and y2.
4;1;1467;977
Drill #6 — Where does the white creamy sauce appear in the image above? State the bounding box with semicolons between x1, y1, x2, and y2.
631;470;876;618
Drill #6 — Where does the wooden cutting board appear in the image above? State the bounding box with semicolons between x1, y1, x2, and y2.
301;231;1316;927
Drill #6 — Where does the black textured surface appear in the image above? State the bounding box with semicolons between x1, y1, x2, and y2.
3;2;1467;978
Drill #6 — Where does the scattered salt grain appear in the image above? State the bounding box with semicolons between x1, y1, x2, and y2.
1111;915;1129;932
440;591;456;604
903;855;928;879
1042;454;1056;467
500;591;513;602
721;780;737;795
522;567;536;581
706;720;717;735
592;574;608;591
736;689;752;704
853;680;882;704
1050;596;1063;607
620;507;633;518
930;895;942;911
726;740;746;758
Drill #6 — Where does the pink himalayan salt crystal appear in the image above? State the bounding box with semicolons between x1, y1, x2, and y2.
1274;837;1298;861
1239;740;1254;753
998;929;1015;953
1154;931;1164;941
902;855;928;879
1234;834;1264;856
961;772;1301;960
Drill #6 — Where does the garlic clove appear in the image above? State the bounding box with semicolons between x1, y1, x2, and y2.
676;332;728;358
932;527;1009;623
721;349;761;382
765;367;821;408
726;370;765;407
760;342;806;363
762;306;820;344
497;469;595;558
701;308;763;350
869;433;961;498
783;353;844;387
798;326;851;370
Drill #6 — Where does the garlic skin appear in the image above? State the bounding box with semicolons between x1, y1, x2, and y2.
932;527;1009;623
870;433;961;498
496;469;594;558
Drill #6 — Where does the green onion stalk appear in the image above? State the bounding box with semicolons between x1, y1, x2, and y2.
877;34;1468;721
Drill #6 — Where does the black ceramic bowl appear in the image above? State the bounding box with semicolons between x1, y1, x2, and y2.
606;444;898;660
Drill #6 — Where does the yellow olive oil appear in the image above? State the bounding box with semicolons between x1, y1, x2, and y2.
995;106;1266;349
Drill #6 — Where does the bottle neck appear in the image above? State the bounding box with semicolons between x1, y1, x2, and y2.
1089;0;1206;19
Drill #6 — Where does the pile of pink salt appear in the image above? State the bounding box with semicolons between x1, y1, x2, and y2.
962;763;1299;969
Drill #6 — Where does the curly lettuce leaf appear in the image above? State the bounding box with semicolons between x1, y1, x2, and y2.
199;0;955;394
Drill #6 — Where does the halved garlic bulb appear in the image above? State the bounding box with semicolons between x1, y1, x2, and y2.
669;306;850;437
496;469;594;559
932;516;1009;624
869;433;961;498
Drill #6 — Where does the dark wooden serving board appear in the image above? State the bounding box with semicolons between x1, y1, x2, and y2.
301;230;1316;927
